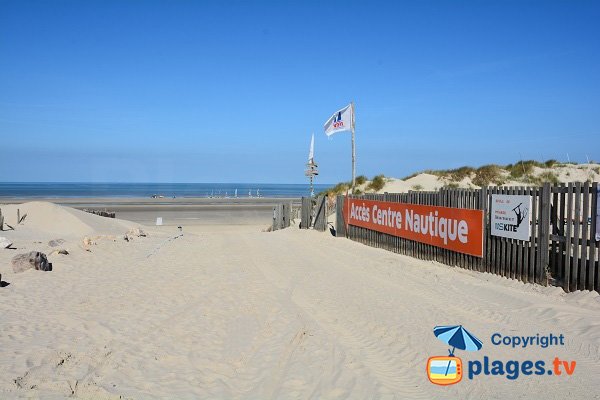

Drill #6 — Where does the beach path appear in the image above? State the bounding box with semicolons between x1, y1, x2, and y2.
1;225;599;399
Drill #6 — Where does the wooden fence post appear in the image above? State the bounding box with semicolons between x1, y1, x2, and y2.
282;202;292;228
314;196;327;232
300;197;311;229
480;186;488;272
336;195;346;237
272;204;284;231
538;183;551;285
590;182;599;292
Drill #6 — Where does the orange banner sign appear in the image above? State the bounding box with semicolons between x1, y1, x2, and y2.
344;198;484;257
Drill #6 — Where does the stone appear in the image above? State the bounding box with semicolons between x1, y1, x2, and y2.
126;228;147;237
48;239;66;247
49;249;69;256
0;236;13;249
12;251;52;273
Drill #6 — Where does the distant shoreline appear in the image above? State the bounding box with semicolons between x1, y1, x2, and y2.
0;197;302;226
0;196;301;204
0;182;331;200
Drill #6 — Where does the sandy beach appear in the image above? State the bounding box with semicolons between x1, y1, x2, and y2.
2;0;598;397
1;201;599;399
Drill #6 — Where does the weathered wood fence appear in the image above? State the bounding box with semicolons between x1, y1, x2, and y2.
83;209;116;218
272;202;293;231
299;196;328;231
334;182;599;293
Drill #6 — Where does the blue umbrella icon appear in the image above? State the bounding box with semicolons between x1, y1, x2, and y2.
433;325;483;376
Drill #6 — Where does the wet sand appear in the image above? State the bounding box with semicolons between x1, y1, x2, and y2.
0;197;300;227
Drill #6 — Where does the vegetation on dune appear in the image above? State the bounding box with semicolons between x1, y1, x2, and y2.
446;166;476;182
401;172;420;181
421;169;446;177
317;158;594;197
355;175;367;185
319;174;386;197
367;174;386;191
404;166;475;184
507;160;543;179
472;165;505;187
518;170;560;186
535;171;560;185
318;181;350;197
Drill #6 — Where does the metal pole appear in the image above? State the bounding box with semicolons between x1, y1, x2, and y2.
351;101;356;190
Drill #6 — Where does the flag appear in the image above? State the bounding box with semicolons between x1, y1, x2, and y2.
324;103;354;137
308;133;315;163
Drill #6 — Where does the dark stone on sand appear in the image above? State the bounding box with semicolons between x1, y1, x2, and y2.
12;251;53;273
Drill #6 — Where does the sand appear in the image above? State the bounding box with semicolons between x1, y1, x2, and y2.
1;202;599;399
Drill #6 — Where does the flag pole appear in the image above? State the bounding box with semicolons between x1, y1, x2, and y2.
351;101;356;190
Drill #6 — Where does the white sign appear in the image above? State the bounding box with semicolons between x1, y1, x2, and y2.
491;194;532;241
324;103;354;136
156;217;163;226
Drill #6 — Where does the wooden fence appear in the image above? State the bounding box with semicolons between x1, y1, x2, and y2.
272;202;292;231
299;196;328;231
83;209;116;218
335;182;599;293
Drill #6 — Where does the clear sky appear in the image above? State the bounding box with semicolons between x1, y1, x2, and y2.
1;0;598;183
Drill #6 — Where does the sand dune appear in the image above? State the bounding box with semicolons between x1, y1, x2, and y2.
0;202;138;238
1;203;599;398
352;163;600;194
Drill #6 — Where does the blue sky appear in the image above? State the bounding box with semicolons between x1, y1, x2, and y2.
1;0;598;183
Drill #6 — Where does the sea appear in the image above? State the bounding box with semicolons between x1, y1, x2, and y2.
0;182;333;199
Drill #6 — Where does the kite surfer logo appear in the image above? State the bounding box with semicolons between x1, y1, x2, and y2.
512;203;528;228
426;325;483;385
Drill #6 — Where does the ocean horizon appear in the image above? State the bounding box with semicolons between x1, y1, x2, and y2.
0;182;333;199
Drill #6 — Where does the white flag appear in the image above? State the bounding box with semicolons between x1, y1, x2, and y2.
308;133;315;162
324;103;354;137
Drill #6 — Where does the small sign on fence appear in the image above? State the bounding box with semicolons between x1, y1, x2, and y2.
490;194;532;241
